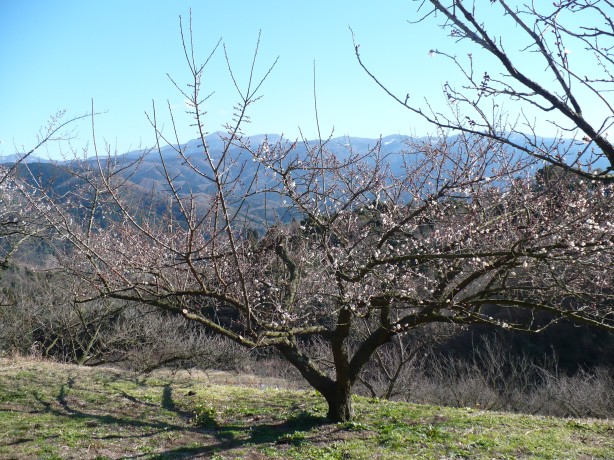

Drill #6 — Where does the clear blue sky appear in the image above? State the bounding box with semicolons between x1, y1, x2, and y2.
0;0;460;157
0;1;604;158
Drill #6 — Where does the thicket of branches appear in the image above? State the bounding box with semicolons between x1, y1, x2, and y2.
356;0;614;181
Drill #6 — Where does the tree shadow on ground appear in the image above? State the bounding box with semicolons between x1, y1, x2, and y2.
161;384;176;411
27;377;202;443
144;411;333;459
30;375;333;458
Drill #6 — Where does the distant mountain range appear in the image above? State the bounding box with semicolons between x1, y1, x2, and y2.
0;132;601;229
0;153;52;164
1;131;595;171
0;133;416;229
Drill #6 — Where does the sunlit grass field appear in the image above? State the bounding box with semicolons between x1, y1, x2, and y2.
0;357;612;459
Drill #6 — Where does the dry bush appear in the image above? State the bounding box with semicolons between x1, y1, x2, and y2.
352;323;455;400
0;265;252;372
0;265;78;359
400;335;614;418
529;367;614;418
109;307;252;373
246;351;309;389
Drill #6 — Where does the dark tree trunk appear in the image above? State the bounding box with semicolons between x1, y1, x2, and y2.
276;340;356;422
321;380;354;422
275;308;397;422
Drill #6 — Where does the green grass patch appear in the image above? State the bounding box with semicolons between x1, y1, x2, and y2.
0;357;612;459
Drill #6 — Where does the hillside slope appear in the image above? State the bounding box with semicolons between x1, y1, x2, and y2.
0;358;612;459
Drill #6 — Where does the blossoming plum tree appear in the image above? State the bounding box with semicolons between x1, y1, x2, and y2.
32;15;614;422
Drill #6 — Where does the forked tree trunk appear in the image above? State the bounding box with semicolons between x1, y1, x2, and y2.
276;322;399;422
322;380;354;422
276;341;356;422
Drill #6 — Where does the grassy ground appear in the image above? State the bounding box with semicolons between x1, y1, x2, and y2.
0;357;612;459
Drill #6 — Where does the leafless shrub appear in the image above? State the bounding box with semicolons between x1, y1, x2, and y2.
0;265;78;359
0;266;251;372
530;366;614;418
353;323;455;400
247;350;308;389
391;335;614;418
110;307;252;373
